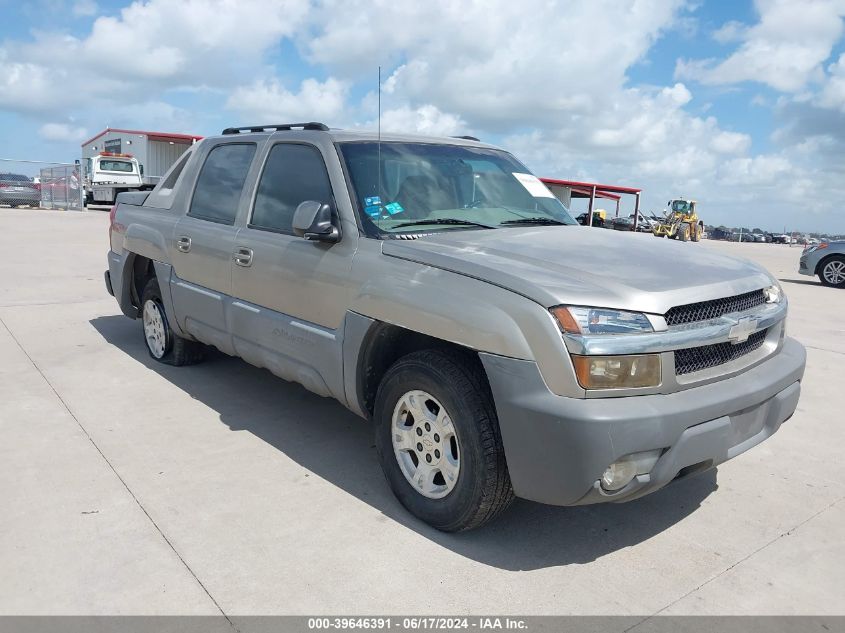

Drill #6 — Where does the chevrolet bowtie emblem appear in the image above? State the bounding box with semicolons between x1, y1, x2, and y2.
728;316;759;344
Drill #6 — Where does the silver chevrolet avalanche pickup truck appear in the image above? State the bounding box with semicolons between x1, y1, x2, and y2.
105;122;806;531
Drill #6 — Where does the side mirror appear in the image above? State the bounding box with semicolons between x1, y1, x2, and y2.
292;201;341;243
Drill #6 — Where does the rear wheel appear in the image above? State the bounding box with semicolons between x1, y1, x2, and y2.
819;256;845;288
140;278;205;365
374;349;514;532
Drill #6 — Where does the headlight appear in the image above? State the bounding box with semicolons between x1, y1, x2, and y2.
804;243;827;254
572;354;662;389
763;284;783;303
551;306;654;335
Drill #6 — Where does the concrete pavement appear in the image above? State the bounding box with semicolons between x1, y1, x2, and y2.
1;208;843;617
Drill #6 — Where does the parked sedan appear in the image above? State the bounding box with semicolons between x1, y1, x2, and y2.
0;173;40;207
799;241;845;288
610;213;655;232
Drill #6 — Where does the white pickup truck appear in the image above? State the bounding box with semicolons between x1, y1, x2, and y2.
84;152;145;206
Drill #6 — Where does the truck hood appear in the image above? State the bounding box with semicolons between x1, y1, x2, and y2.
381;226;774;315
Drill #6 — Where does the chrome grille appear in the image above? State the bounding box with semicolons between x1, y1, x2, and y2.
665;289;766;326
674;329;768;375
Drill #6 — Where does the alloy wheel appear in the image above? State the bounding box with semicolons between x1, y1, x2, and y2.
142;299;167;359
391;390;461;499
823;260;845;285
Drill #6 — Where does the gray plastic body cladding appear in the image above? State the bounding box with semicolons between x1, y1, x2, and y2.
479;336;806;506
107;250;136;319
342;312;376;418
151;261;189;338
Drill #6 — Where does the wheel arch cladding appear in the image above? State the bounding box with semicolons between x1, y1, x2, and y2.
816;252;845;276
353;318;489;419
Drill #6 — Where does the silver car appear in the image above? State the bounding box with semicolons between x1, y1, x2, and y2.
0;173;40;207
799;241;845;288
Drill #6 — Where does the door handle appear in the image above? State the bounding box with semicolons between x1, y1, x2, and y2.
234;247;253;267
176;236;192;253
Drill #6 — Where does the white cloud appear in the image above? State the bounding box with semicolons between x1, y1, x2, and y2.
1;0;312;112
818;53;845;111
72;0;98;16
718;154;792;186
38;123;89;142
2;0;844;231
305;0;687;129
710;130;752;154
226;78;349;123
374;105;467;137
712;20;747;44
677;0;845;92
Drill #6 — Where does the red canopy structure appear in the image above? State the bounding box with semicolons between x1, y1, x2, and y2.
540;177;643;228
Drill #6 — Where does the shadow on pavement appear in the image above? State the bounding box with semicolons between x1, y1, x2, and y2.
778;278;824;287
90;314;717;571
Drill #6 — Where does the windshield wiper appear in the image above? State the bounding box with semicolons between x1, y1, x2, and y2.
500;217;568;226
391;218;497;230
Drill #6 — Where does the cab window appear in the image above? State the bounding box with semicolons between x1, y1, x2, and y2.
249;144;333;235
188;143;256;225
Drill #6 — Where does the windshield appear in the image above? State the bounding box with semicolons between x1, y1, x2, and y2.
339;142;576;236
671;200;691;212
98;159;135;173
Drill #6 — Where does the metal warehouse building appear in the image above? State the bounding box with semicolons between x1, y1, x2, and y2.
81;128;203;187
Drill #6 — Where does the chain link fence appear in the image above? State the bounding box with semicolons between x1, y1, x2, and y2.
0;158;83;210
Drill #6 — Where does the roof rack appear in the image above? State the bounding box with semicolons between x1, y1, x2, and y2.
452;135;481;142
221;122;329;135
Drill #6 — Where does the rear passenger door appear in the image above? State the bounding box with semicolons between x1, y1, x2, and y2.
229;142;358;397
169;142;256;352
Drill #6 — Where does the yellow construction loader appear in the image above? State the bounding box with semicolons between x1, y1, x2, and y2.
652;198;704;242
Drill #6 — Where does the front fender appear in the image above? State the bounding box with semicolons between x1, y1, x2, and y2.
347;254;581;397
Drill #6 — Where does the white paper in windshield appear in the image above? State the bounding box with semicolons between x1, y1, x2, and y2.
512;172;555;198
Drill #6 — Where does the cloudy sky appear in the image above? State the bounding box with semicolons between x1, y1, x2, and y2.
2;0;845;233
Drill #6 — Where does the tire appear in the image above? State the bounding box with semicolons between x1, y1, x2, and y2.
818;255;845;288
140;278;205;365
679;224;690;242
374;349;514;532
691;223;702;242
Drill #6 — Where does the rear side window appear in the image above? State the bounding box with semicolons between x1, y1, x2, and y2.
250;144;333;234
159;150;191;191
189;143;256;225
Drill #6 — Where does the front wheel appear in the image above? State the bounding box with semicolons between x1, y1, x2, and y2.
140;278;205;365
819;256;845;288
374;350;514;532
691;223;703;242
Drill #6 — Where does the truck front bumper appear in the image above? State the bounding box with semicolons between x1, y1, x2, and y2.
480;336;806;506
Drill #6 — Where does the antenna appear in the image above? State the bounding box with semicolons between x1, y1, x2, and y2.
377;65;382;217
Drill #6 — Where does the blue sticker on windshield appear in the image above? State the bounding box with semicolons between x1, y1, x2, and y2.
365;196;382;206
364;204;382;218
384;202;404;215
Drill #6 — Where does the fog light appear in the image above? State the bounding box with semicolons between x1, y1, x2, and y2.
600;449;663;492
601;461;637;491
